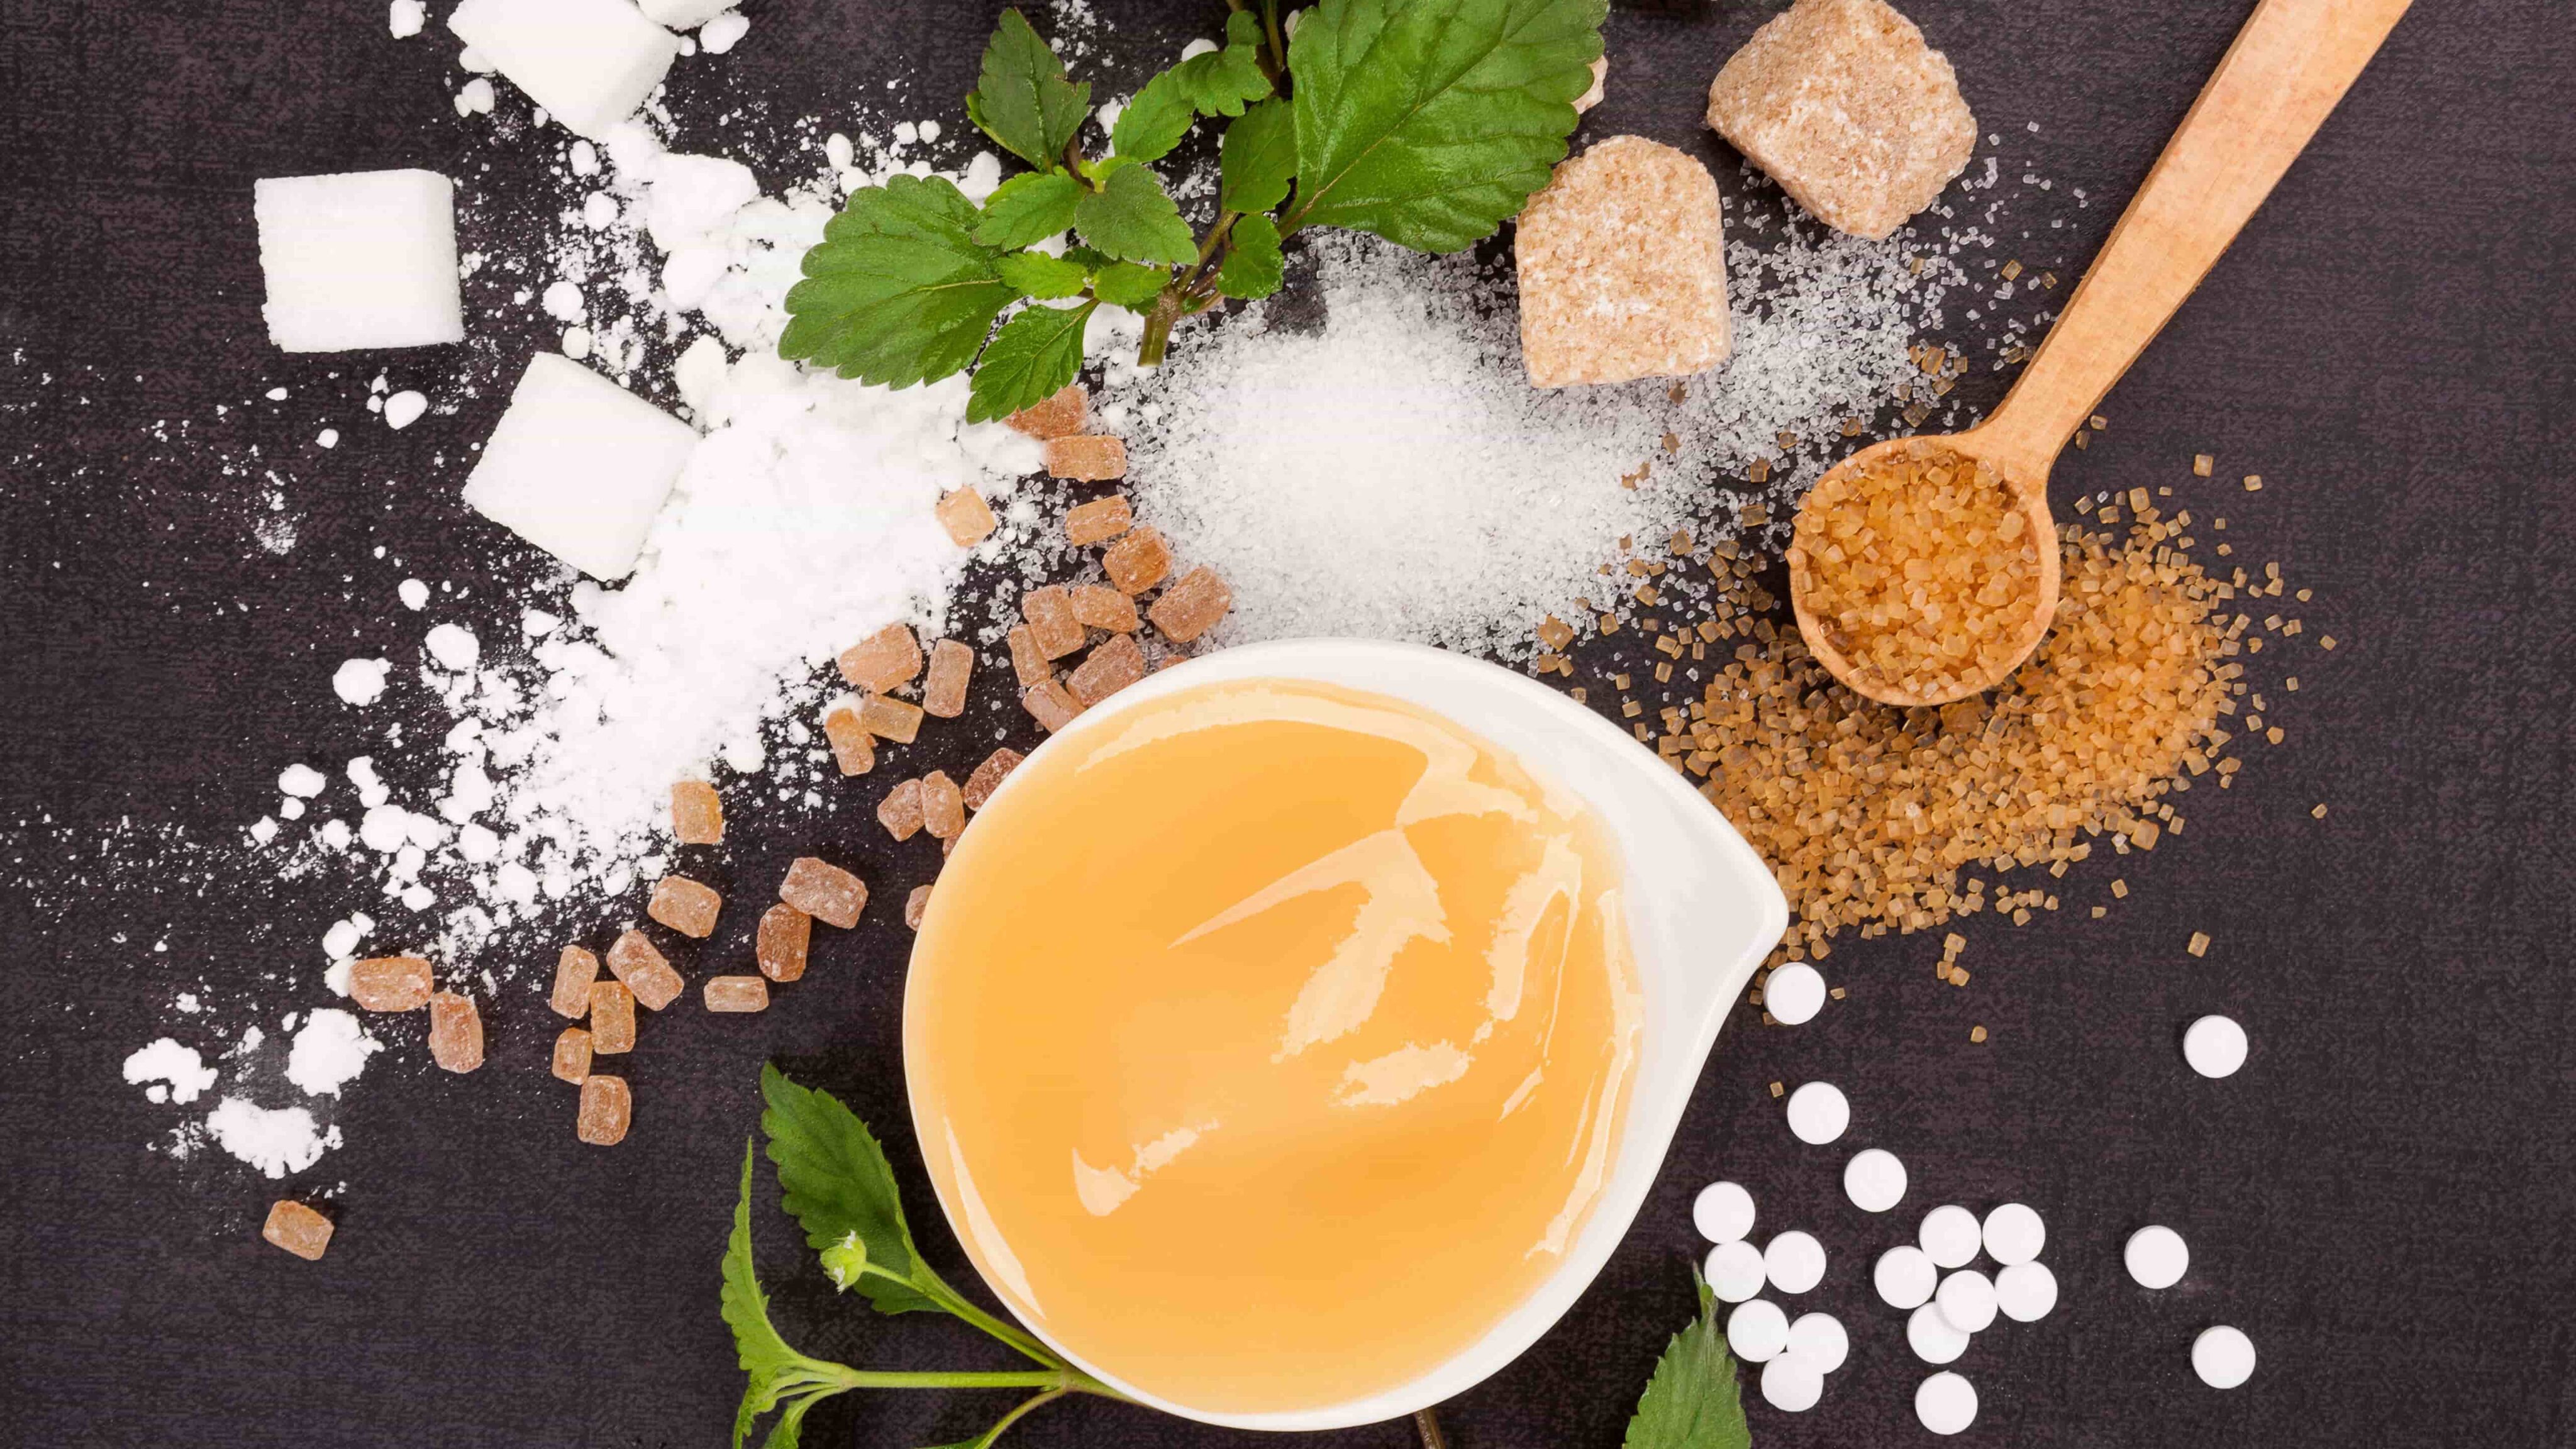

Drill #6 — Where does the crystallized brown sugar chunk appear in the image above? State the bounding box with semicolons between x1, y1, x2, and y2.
1148;566;1233;643
1022;585;1085;658
1006;625;1052;687
1102;526;1172;595
823;702;876;776
428;992;484;1074
923;639;974;718
669;780;723;845
348;955;433;1013
549;945;601;1019
920;771;966;840
1517;135;1731;388
606;930;685;1011
577;1074;631;1146
935;487;998;548
704;975;771;1013
1064;494;1133;546
1007;382;1087;440
757;904;811;982
552;1027;593;1084
648;875;722;939
587;980;636;1053
905;884;934;930
1023;676;1082;732
262;1199;335;1261
860;694;923;745
1070;583;1140;633
1067;633;1146;707
1044;434;1127;482
1704;0;1976;240
962;747;1024;811
878;778;926;841
781;856;867;928
838;623;923;694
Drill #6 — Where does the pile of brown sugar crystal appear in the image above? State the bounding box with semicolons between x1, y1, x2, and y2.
1787;440;2042;701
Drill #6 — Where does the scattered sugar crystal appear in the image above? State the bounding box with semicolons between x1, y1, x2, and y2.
333;657;391;706
904;884;933;931
1518;136;1731;387
447;0;680;140
316;428;340;448
1008;384;1088;440
606;930;685;1009
424;622;479;671
262;1200;336;1260
757;904;811;982
254;170;464;352
919;771;965;840
837;623;923;694
1148;566;1233;643
698;10;749;53
923;640;974;718
541;280;587;322
935;487;998;547
780;857;866;928
388;0;425;38
206;1097;336;1178
456;79;496;116
823;703;877;776
1102;526;1172;594
703;975;769;1011
552;1027;594;1083
647;875;721;938
669;780;723;843
1064;494;1132;545
384;390;429;429
877;779;924;842
348;955;433;1011
858;694;923;744
1070;583;1139;633
428;992;485;1072
962;748;1024;811
588;980;636;1052
1023;677;1082;732
551;945;602;1017
460;352;699;581
396;579;431;611
1045;434;1127;481
577;1075;631;1145
1067;633;1146;706
123;1039;218;1104
286;1009;379;1096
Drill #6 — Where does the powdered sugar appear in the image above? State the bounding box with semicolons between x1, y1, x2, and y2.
203;1097;341;1179
284;1008;380;1096
123;1038;219;1104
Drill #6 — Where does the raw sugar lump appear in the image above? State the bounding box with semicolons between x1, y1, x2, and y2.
460;353;700;581
1516;136;1730;388
253;170;464;353
447;0;679;140
1704;0;1975;241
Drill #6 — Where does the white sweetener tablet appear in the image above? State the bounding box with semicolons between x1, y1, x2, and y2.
1995;1260;2059;1322
1785;1312;1848;1374
1706;1240;1768;1302
1765;962;1827;1024
1907;1302;1970;1365
1844;1148;1908;1212
1875;1245;1938;1310
1916;1371;1979;1435
1764;1231;1828;1294
1760;1356;1824;1413
1726;1298;1789;1362
1694;1180;1757;1245
2193;1324;2257;1389
1982;1202;2046;1265
1920;1204;1982;1269
2126;1224;2190;1289
1785;1082;1850;1145
1935;1269;1998;1333
2185;1014;2249;1078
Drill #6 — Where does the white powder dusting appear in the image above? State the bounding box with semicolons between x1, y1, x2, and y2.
285;1008;380;1096
123;1038;218;1104
332;657;390;706
204;1097;340;1179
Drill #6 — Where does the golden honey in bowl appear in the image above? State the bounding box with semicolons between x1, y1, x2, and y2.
906;677;1642;1414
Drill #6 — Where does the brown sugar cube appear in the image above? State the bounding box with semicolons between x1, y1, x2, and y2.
858;693;924;745
1102;526;1172;595
1023;676;1083;733
1703;0;1977;240
647;874;723;939
548;945;601;1019
1022;585;1085;658
962;747;1025;810
1006;625;1052;687
1517;136;1731;387
348;955;433;1013
878;778;926;841
704;975;771;1013
935;487;998;548
922;639;974;718
577;1075;631;1146
757;904;812;982
669;779;723;845
587;980;636;1053
823;702;877;775
1043;433;1128;482
1064;494;1133;545
1067;633;1147;707
837;623;923;694
552;1027;594;1084
920;771;966;840
780;856;867;928
261;1200;335;1262
606;930;685;1011
427;992;484;1074
1148;567;1234;643
1070;583;1140;633
1006;382;1087;440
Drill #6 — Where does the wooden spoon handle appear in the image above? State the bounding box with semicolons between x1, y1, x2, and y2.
1975;0;2412;479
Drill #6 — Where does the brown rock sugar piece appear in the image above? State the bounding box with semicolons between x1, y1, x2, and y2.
669;779;723;845
1006;382;1087;440
781;856;867;928
1148;567;1234;643
262;1199;335;1262
860;693;923;745
962;747;1025;811
587;980;636;1053
935;487;998;548
1022;585;1085;659
1102;526;1172;595
1516;135;1731;388
1067;633;1147;707
1064;494;1133;546
548;945;601;1019
878;777;926;842
823;702;876;775
428;992;484;1074
919;770;966;840
757;904;812;982
1703;0;1976;240
577;1074;631;1146
348;955;433;1013
1023;676;1082;733
1069;582;1139;633
606;930;686;1011
552;1027;594;1084
1044;433;1128;482
704;975;771;1013
647;875;723;939
922;639;973;718
837;623;923;694
1006;625;1052;687
905;884;933;930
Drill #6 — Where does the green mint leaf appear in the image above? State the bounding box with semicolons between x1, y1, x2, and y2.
965;8;1091;170
1216;213;1284;299
1111;67;1199;165
1074;162;1197;265
1285;0;1605;252
779;175;1014;389
1219;97;1295;214
969;301;1098;425
996;251;1091;300
1090;262;1171;308
1621;1265;1751;1449
1170;9;1277;118
972;171;1083;250
759;1063;943;1315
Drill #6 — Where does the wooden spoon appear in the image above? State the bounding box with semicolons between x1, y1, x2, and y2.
1787;0;2413;708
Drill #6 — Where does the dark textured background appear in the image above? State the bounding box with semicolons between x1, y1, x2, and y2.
4;1;2572;1445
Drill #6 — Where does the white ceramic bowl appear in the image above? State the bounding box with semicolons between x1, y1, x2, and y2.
914;638;1787;1430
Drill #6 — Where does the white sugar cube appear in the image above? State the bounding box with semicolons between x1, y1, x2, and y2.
447;0;679;140
639;0;733;28
253;170;464;353
462;353;698;580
